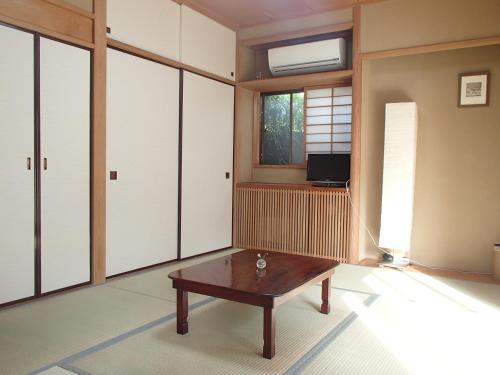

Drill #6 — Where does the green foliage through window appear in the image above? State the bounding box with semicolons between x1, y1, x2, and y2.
260;91;304;165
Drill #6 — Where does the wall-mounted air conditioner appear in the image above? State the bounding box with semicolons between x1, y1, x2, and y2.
268;38;346;77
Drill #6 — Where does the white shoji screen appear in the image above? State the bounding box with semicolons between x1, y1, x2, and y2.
305;86;352;157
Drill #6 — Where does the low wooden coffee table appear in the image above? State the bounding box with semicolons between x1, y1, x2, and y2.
168;249;338;359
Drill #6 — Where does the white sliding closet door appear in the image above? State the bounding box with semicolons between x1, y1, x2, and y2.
40;37;90;293
180;6;236;81
181;72;234;258
106;48;179;276
0;25;35;304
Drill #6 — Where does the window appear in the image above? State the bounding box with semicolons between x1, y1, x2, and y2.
260;91;304;165
305;86;352;156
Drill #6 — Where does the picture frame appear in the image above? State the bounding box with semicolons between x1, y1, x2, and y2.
458;71;490;107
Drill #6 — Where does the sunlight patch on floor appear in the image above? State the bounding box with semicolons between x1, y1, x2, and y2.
404;271;500;315
340;268;500;375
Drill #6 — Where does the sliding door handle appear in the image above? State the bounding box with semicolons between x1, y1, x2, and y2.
27;157;31;170
43;158;47;170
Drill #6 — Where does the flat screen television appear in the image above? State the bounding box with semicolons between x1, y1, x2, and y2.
307;154;351;183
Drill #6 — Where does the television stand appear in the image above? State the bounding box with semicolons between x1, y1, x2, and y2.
311;181;347;188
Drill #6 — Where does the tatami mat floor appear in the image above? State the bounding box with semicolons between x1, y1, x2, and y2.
1;249;499;375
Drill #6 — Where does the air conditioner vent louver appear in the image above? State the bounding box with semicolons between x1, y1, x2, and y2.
268;38;346;77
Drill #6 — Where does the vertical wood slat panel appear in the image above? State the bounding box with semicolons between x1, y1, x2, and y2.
234;184;350;262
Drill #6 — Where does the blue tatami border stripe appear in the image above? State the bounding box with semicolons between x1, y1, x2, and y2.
285;293;379;375
29;286;380;375
28;297;217;375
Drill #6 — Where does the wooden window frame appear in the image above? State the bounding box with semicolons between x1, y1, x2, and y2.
252;90;306;169
304;82;353;160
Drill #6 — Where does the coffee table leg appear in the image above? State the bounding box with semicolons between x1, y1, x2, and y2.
321;277;331;314
263;307;275;359
177;289;188;335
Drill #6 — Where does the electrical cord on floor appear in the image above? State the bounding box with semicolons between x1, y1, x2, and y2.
344;179;493;276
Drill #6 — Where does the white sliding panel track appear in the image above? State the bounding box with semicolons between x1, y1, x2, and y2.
106;48;179;277
181;72;234;258
379;102;418;257
0;25;35;304
40;37;90;293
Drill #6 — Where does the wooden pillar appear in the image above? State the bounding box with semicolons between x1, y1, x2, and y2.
91;0;107;284
232;38;241;247
349;5;362;264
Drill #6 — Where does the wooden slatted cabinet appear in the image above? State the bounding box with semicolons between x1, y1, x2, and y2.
235;183;351;262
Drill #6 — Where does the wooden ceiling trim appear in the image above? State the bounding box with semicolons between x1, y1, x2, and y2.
362;34;500;60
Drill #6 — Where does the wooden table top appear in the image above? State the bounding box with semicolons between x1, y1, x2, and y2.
168;250;338;298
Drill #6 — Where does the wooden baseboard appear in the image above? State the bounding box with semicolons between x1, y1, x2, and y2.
406;264;499;285
359;258;380;267
359;257;499;284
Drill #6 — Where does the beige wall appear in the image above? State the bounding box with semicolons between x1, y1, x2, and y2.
360;45;500;273
235;87;253;182
361;0;500;53
238;46;256;82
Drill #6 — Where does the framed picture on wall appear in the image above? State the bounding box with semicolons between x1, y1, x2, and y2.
458;71;490;107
